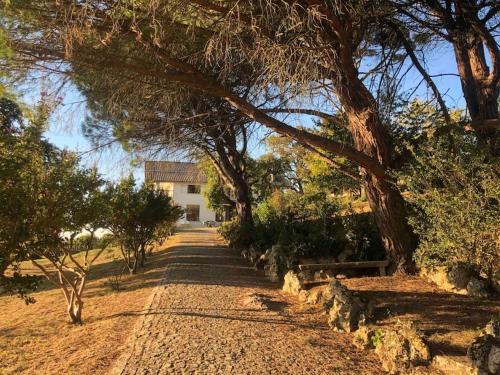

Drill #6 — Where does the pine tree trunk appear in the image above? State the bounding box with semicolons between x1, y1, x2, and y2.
452;22;499;152
363;175;417;274
337;73;418;274
212;141;254;226
234;181;253;226
139;243;146;268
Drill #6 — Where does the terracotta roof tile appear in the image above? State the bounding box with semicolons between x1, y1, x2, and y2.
144;161;207;183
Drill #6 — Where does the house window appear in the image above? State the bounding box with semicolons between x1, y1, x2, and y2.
185;205;200;222
187;184;201;194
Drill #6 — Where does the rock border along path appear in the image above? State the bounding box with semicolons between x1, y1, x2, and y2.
109;228;382;375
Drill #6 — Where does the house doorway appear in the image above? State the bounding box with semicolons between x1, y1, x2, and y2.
186;205;200;222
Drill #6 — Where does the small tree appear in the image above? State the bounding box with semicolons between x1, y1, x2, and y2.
0;97;42;302
28;154;109;324
105;177;182;274
0;97;110;322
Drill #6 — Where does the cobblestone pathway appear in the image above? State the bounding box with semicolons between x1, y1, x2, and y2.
110;228;383;375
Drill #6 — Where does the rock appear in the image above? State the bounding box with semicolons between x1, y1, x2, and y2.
306;288;324;305
432;355;481;375
300;269;314;282
327;280;372;333
282;271;305;295
485;318;500;338
375;322;431;374
242;293;269;310
254;254;267;270
313;269;335;281
242;245;257;262
420;263;480;295
447;263;478;289
467;334;495;370
352;326;377;350
467;318;500;374
488;344;500;374
264;245;291;282
467;278;491;298
409;366;442;375
298;289;310;302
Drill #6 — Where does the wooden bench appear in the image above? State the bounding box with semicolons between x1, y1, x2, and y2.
298;259;390;276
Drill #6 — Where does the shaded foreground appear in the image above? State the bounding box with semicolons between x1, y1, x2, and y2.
110;229;383;375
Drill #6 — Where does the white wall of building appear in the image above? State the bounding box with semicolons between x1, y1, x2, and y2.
156;182;216;226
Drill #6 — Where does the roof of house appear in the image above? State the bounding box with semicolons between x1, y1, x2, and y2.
144;161;207;184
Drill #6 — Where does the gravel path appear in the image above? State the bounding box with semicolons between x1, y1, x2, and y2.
110;228;383;375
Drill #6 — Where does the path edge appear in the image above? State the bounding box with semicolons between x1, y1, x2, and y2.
107;244;174;375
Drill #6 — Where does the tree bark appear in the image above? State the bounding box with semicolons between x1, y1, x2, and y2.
233;178;253;226
207;130;254;226
139;243;146;268
453;35;499;148
429;0;500;151
68;299;83;324
363;175;417;274
337;70;418;274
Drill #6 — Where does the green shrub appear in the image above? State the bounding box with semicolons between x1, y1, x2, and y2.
404;132;500;278
341;210;385;261
371;329;384;348
218;219;255;250
220;189;384;263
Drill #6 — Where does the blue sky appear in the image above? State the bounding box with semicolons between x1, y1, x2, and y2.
40;43;464;182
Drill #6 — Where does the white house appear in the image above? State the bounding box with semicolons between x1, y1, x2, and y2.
145;161;219;227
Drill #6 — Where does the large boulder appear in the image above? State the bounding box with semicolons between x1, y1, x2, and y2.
467;335;497;372
305;288;326;305
447;263;478;289
352;326;378;350
374;322;431;374
420;263;486;296
466;278;491;298
488;345;500;374
254;249;269;270
485;318;500;338
467;318;500;374
263;245;288;282
282;271;304;295
327;280;372;333
298;289;310;302
242;245;261;264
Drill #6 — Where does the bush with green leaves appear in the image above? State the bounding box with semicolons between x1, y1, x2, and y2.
404;130;499;279
0;96;113;322
220;189;384;266
105;177;182;274
0;97;44;302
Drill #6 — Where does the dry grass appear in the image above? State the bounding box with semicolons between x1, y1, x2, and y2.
296;276;498;361
342;276;498;356
0;236;180;375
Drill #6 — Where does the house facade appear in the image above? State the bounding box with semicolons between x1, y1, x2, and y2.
145;161;218;226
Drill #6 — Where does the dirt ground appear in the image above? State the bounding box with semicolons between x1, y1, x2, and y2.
344;276;499;356
300;275;499;359
0;236;180;375
2;228;496;374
